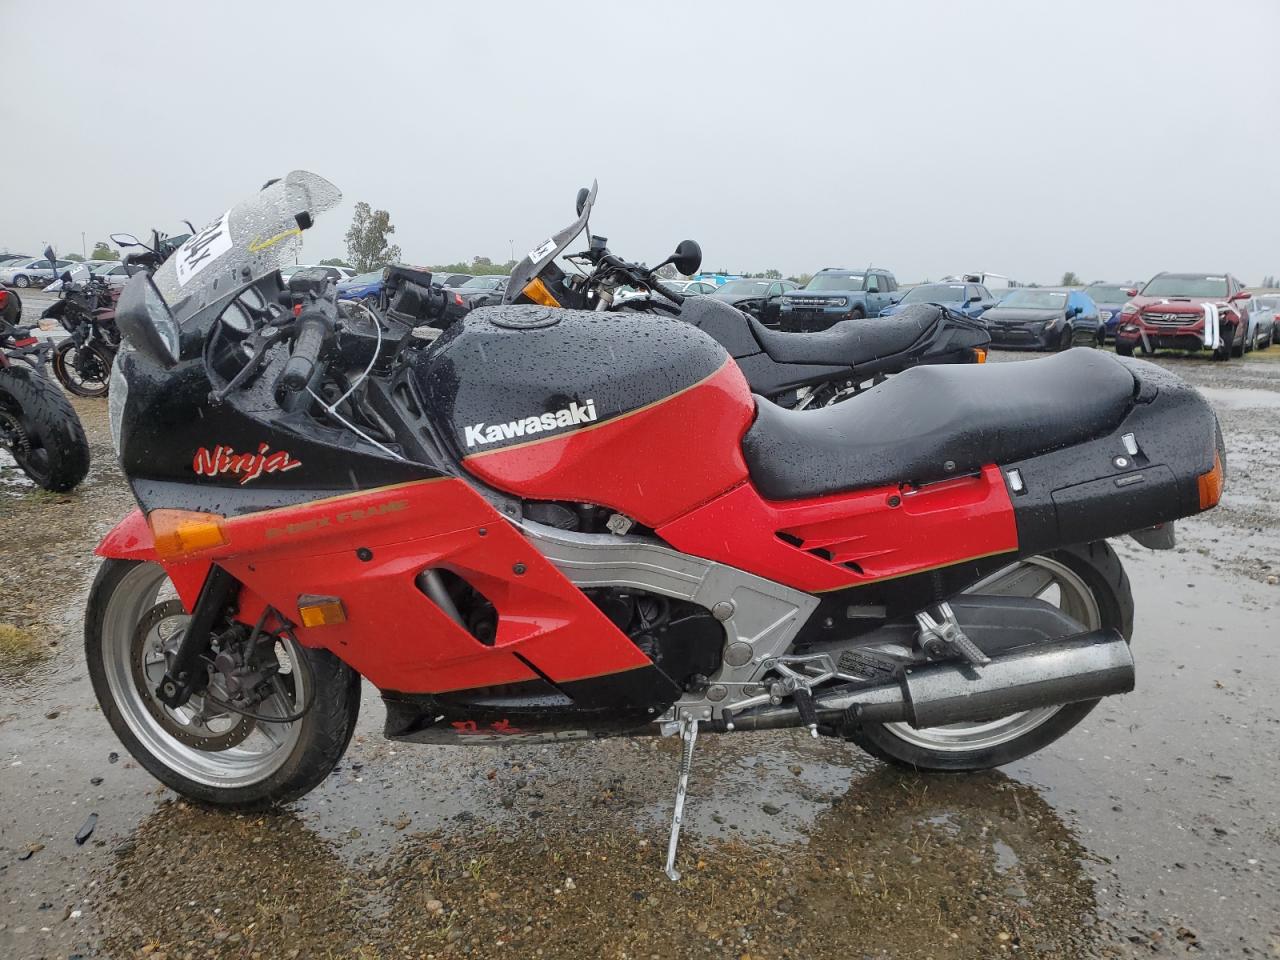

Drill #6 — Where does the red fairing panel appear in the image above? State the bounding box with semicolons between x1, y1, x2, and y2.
95;479;650;694
657;466;1019;593
461;360;755;527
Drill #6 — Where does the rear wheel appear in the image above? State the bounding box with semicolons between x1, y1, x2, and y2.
844;542;1133;772
85;559;361;808
0;364;90;491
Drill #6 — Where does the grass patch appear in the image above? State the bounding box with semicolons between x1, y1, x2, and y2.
0;622;48;676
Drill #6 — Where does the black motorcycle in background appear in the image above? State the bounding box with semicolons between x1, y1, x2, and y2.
502;185;991;408
41;248;121;399
0;290;90;491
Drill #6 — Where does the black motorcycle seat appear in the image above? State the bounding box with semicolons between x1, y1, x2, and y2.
749;304;941;368
742;349;1138;500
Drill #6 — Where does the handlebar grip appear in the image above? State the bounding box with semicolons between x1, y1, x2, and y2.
281;313;328;391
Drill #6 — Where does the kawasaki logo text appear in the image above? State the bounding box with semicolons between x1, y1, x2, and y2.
464;399;598;448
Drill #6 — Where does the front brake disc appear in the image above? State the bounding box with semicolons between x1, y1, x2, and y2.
130;600;254;752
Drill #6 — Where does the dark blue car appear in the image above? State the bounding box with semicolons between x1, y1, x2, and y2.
878;281;996;318
1083;282;1137;341
337;270;383;302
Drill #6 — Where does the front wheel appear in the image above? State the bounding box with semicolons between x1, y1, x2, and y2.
85;559;361;808
0;364;90;491
844;541;1133;772
52;339;113;397
13;275;30;288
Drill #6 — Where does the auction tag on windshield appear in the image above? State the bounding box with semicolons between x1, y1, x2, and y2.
175;210;233;287
527;238;557;264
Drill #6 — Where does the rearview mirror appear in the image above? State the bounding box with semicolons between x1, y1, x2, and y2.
115;272;180;366
43;245;56;264
968;293;982;303
61;271;72;284
575;187;590;217
671;240;702;277
1124;288;1138;297
1230;290;1251;302
110;233;143;248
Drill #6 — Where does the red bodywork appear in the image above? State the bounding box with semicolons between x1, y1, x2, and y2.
98;359;1021;695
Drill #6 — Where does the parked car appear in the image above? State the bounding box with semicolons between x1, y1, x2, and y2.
659;278;716;295
451;275;509;309
433;272;473;289
983;288;1102;351
0;256;78;288
280;263;356;285
1115;272;1250;360
1255;294;1280;346
90;260;132;289
777;267;899;332
336;270;384;302
878;281;996;318
708;277;797;326
0;253;33;267
1083;282;1139;341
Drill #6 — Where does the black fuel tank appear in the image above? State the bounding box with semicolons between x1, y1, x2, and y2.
413;305;731;458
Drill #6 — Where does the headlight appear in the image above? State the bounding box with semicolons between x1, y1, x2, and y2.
1121;303;1138;316
837;297;849;307
1045;316;1060;329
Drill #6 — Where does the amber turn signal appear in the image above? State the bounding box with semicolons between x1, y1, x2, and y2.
972;347;988;364
521;276;561;308
148;509;228;559
1197;452;1223;510
298;596;347;628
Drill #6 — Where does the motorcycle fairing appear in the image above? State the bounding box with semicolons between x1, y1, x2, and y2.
96;477;679;702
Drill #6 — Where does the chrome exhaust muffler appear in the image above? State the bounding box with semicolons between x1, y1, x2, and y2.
726;630;1134;732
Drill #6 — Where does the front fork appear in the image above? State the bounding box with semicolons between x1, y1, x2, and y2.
155;564;239;708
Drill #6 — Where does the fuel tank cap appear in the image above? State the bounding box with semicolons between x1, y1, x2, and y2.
482;305;562;330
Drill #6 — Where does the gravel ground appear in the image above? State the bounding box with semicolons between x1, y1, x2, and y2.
1;344;1278;959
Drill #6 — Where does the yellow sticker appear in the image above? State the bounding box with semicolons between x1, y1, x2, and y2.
247;227;302;253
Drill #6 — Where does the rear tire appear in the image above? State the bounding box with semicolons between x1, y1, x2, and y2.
85;559;361;809
0;364;90;491
843;541;1133;773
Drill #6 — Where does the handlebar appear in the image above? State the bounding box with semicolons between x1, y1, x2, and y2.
281;302;333;391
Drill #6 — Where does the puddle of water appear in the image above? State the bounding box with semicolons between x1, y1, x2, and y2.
1197;385;1280;410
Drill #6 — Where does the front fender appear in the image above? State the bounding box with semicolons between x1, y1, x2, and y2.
96;508;157;560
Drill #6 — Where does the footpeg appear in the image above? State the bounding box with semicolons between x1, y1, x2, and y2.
916;602;990;665
664;716;699;881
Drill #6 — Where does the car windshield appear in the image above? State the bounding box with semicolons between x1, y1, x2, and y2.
804;273;864;291
998;290;1068;309
349;271;381;283
92;262;120;273
1140;275;1229;298
900;283;966;304
718;279;771;296
461;276;504;289
1086;285;1130;301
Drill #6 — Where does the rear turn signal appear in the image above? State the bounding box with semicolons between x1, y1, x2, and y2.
1197;453;1224;510
148;509;228;558
972;347;988;364
521;276;562;308
298;596;346;628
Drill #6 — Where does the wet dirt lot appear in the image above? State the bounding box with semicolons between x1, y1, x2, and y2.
2;347;1278;959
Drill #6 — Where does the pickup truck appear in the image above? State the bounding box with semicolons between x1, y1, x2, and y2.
776;267;899;332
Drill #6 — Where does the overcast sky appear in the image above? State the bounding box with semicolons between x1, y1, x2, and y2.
2;0;1277;284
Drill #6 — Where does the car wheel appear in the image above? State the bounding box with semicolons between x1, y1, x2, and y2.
1115;342;1135;357
1230;324;1244;358
13;275;30;288
1056;327;1072;352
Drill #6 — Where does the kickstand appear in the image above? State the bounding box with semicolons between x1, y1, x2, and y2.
664;716;700;881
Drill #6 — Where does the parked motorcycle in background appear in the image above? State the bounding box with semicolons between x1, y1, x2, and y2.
40;249;121;398
502;185;992;408
0;292;90;490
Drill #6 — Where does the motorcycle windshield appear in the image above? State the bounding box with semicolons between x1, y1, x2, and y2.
151;170;341;324
46;262;92;292
504;181;596;303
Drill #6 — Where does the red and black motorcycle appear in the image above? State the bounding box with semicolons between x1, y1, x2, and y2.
40;249;121;398
87;172;1224;878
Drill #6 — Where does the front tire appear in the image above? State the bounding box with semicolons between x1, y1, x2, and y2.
85;559;361;808
0;364;90;491
844;541;1133;772
13;275;30;288
52;339;113;398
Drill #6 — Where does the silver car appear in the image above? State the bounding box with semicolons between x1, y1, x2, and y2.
0;256;78;288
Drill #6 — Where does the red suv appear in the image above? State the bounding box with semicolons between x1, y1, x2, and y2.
1115;272;1251;361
